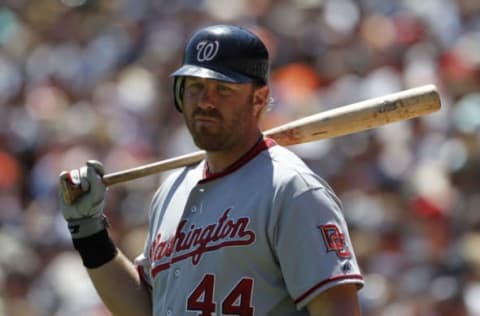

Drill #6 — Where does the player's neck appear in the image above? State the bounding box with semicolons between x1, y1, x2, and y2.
205;131;263;174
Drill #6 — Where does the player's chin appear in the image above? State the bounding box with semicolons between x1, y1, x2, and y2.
192;132;226;151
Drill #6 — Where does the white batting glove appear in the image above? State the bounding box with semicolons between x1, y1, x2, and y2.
59;160;108;239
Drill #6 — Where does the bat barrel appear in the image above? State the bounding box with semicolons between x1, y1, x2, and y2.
265;84;441;146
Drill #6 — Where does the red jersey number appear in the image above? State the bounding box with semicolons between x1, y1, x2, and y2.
187;274;216;316
187;274;254;316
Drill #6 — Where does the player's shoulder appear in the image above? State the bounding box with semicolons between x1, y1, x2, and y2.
263;144;315;177
262;145;332;193
151;162;202;201
262;145;342;208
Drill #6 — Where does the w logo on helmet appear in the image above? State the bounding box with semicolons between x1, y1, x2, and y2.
196;40;219;62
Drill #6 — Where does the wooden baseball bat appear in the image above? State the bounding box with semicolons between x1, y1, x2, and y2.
62;84;441;203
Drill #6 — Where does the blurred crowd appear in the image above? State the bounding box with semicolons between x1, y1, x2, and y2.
1;0;480;315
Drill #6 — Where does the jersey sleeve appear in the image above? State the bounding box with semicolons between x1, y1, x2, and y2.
134;186;165;292
271;175;364;310
134;224;154;292
134;253;152;292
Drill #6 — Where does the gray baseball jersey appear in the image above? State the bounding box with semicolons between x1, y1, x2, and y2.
135;138;363;315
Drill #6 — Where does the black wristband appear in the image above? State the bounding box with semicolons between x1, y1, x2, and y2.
72;229;118;268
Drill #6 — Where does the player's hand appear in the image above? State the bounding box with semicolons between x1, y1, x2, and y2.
59;160;108;239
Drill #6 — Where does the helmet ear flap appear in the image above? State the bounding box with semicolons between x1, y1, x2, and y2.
173;77;185;112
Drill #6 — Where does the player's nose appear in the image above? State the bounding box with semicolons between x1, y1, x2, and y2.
197;87;216;110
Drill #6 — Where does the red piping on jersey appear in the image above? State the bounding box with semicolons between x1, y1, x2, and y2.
200;137;277;183
294;274;364;305
136;265;152;293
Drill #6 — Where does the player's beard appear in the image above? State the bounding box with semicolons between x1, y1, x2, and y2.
184;94;254;152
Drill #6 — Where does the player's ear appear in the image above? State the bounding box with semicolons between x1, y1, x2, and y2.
252;85;269;117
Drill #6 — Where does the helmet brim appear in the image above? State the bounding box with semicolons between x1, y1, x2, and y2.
170;64;253;83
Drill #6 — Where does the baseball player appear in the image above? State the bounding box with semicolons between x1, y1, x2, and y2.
59;24;364;315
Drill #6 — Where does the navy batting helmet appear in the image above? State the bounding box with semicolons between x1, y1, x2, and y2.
171;24;270;112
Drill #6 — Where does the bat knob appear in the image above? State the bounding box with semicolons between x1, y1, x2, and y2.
59;170;90;205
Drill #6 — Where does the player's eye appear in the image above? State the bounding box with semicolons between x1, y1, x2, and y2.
217;85;233;96
185;82;204;95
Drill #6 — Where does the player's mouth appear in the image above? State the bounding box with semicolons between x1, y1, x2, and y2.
194;115;218;122
191;108;222;130
193;111;222;126
193;115;218;127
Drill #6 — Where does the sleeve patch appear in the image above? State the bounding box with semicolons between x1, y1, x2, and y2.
318;224;352;259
